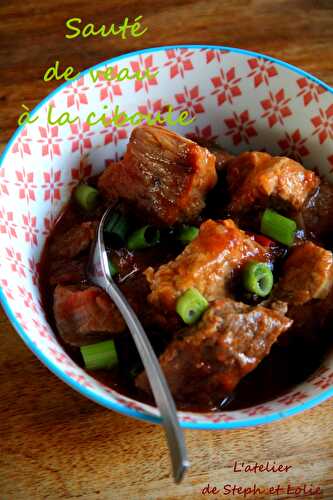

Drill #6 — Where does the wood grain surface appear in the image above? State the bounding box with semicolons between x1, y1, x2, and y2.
1;1;333;498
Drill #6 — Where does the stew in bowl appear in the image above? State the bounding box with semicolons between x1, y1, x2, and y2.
40;124;333;412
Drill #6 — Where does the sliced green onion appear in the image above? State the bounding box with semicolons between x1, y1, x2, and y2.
178;225;199;244
74;184;99;212
108;258;118;277
260;209;297;247
243;261;273;297
176;287;208;325
104;212;129;246
127;225;160;251
80;339;118;370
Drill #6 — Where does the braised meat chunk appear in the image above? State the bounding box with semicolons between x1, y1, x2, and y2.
145;219;269;313
286;282;333;341
53;285;126;346
136;299;292;403
98;125;217;225
227;152;319;213
49;222;97;260
49;257;87;286
277;242;333;305
301;180;333;243
187;135;234;172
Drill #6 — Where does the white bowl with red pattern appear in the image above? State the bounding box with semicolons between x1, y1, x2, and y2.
1;45;333;428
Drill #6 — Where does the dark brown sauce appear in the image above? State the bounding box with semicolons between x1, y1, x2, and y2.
40;178;333;412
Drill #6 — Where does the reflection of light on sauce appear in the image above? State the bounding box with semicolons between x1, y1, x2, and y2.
212;394;233;411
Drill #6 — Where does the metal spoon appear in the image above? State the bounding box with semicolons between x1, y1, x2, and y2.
88;206;190;483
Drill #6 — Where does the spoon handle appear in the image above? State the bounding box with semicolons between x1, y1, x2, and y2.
102;279;190;483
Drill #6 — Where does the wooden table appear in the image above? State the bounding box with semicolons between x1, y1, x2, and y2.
1;1;333;498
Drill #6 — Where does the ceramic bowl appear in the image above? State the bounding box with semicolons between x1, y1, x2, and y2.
1;45;333;429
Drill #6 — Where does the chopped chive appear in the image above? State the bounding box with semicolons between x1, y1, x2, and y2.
176;287;208;325
104;212;129;247
80;339;118;370
260;209;297;247
178;225;199;244
108;258;118;277
127;225;160;251
74;184;99;212
243;261;273;298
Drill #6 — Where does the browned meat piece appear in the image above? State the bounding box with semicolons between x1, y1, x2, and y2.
145;219;269;313
286;283;333;341
98;125;217;225
213;148;234;172
136;299;292;402
187;135;234;171
53;285;125;346
277;242;333;305
227;152;319;212
118;273;176;330
301;180;333;243
49;257;87;285
49;222;97;260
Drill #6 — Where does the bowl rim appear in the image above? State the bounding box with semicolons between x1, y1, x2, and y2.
1;44;333;430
